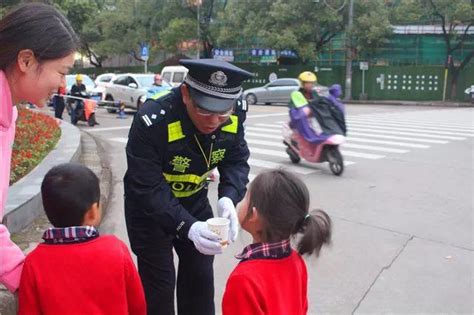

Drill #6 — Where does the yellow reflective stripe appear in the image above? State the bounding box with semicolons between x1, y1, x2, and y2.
151;90;171;100
291;91;308;108
168;121;186;142
163;172;208;185
172;186;205;198
221;115;238;134
163;169;214;198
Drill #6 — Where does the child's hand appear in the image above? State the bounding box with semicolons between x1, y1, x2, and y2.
217;197;239;242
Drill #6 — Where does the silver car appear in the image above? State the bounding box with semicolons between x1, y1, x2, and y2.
243;78;328;105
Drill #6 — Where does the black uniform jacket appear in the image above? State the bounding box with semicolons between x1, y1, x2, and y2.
124;87;250;240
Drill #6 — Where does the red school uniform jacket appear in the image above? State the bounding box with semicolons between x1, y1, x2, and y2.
18;235;146;315
222;250;308;315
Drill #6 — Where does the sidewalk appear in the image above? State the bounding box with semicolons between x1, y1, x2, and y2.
0;130;112;315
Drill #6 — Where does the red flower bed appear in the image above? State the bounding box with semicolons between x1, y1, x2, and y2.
10;108;61;184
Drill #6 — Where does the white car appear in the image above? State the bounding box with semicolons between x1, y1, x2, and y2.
91;73;117;103
103;73;172;112
95;73;117;87
161;66;188;87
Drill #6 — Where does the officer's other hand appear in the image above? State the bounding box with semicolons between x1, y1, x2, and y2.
188;221;223;256
217;197;239;243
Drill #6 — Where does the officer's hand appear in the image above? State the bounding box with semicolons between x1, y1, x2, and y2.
217;197;239;242
188;221;223;256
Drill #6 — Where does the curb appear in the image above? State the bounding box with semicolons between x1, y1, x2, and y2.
0;130;113;315
345;100;473;107
79;131;113;220
3;119;81;234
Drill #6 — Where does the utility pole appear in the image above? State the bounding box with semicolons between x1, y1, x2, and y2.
196;0;201;59
344;0;354;100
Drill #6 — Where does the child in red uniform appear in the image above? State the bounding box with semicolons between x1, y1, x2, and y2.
222;169;332;315
18;163;146;315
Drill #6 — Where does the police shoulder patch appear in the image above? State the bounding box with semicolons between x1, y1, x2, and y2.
139;98;169;128
236;98;248;112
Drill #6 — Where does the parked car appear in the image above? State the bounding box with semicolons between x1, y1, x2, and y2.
161;66;188;87
91;73;117;103
243;78;329;105
103;73;172;112
95;73;117;87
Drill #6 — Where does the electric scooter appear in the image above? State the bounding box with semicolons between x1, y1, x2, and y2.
283;86;346;176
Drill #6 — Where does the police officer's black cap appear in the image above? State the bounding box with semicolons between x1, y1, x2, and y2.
180;59;253;112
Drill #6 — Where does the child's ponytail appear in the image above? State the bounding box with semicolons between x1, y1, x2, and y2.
296;210;332;257
247;169;332;256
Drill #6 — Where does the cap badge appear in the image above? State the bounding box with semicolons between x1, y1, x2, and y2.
209;71;228;87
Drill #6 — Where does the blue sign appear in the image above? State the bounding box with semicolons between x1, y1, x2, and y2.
141;45;149;58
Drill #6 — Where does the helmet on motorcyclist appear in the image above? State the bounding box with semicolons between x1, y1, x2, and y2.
298;71;317;93
75;74;83;82
298;71;317;83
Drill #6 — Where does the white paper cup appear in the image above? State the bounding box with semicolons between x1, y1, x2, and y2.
207;217;230;247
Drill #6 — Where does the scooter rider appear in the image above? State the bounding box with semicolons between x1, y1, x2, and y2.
70;74;86;98
290;71;319;108
124;59;252;315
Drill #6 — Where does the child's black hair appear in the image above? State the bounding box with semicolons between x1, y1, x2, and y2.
247;169;332;256
41;163;100;228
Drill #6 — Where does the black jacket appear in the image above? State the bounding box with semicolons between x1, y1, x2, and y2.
124;87;250;239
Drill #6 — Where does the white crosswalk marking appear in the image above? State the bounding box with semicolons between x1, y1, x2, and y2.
250;147;288;158
105;108;472;178
348;137;430;149
348;122;473;137
348;118;474;133
245;131;281;140
340;150;385;159
342;143;408;154
348;127;465;140
348;131;449;144
350;116;474;129
248;158;316;175
246;138;285;148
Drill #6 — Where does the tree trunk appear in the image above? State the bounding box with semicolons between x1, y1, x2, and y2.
449;67;459;101
202;40;213;58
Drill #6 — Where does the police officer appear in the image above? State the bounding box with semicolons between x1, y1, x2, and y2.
124;59;252;315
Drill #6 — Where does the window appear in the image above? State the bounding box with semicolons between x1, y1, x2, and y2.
99;75;113;83
162;72;172;83
172;72;185;83
267;79;298;87
113;76;129;86
134;75;154;87
127;77;138;86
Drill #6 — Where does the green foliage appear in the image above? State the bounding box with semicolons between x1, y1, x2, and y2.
352;0;392;56
160;17;197;53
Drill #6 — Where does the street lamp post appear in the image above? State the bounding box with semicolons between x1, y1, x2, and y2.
344;0;354;100
195;0;202;59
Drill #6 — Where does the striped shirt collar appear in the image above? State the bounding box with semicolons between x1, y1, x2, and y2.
42;226;99;244
236;239;292;262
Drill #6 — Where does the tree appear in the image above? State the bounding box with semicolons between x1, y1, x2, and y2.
159;17;197;53
393;0;474;100
215;0;345;62
351;0;393;58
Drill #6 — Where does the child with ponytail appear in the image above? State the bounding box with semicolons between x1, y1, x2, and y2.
222;169;332;315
